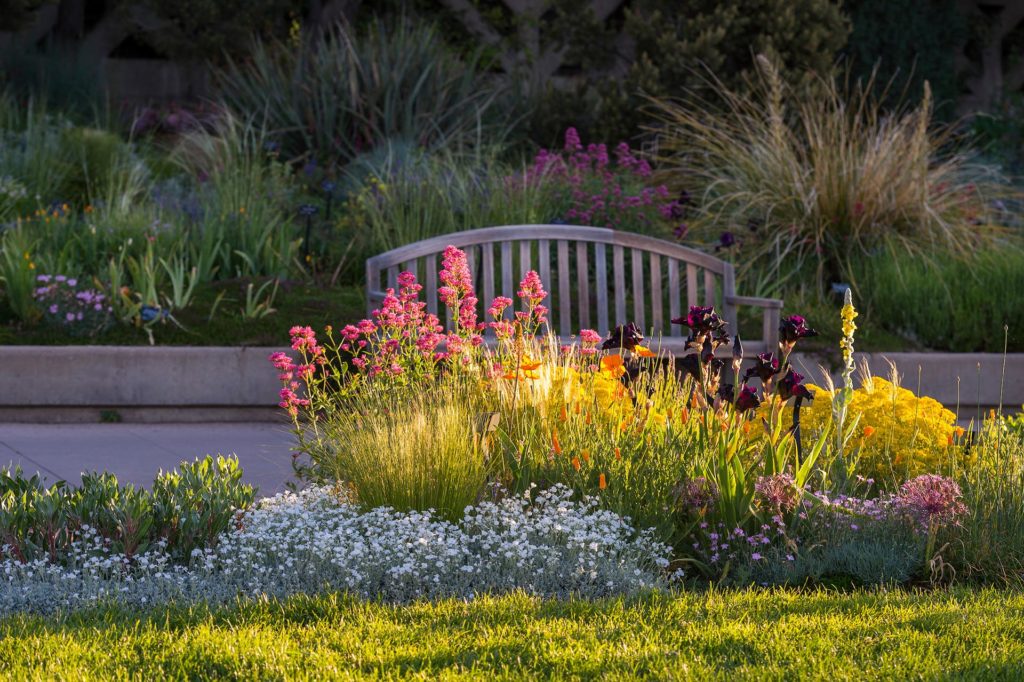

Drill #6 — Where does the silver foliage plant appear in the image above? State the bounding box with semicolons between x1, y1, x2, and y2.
0;485;670;615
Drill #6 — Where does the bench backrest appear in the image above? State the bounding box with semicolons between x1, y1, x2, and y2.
366;225;738;338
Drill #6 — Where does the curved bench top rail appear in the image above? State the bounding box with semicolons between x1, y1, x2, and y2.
365;224;727;275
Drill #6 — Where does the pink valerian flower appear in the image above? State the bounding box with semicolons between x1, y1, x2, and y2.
289;326;324;358
897;475;968;528
489;319;515;339
269;351;297;381
516;270;549;329
487;296;513;319
278;387;310;418
439;246;479;334
579;329;602;345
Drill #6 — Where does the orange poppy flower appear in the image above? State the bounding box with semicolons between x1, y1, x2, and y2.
582;450;590;463
560;404;568;422
634;345;656;358
601;354;626;378
614;446;622;461
680;406;690;424
599;473;607;490
572;456;581;471
552;430;562;455
863;426;876;438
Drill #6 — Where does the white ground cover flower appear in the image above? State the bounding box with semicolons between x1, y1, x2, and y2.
0;485;669;615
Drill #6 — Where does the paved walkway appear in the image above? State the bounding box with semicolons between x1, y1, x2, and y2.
0;423;297;495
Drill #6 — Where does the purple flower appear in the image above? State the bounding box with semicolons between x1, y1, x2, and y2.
755;473;799;512
671;305;725;336
779;315;818;346
601;322;644;351
675;477;719;513
897;475;968;528
777;368;813;402
743;352;780;384
735;385;761;412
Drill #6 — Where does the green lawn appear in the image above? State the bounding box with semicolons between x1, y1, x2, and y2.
2;589;1023;680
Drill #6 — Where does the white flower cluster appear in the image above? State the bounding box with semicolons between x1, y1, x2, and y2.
0;485;670;615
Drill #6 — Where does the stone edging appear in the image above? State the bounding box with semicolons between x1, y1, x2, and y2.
0;347;1020;420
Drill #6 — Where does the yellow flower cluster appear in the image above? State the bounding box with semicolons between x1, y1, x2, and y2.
799;376;961;480
840;300;857;366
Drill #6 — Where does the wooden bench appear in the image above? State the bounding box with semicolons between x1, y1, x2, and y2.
366;225;782;353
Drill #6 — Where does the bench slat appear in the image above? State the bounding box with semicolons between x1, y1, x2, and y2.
557;240;571;335
631;249;645;331
650;252;662;336
704;269;716;307
425;254;438;316
501;241;513;311
595;243;608;334
577;241;590;330
539;239;551;313
686;263;698;309
386;266;398;292
613;245;626;325
668;259;680;336
520;241;531;276
482;244;495;326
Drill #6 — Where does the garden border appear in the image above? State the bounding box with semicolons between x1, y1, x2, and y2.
0;346;1020;423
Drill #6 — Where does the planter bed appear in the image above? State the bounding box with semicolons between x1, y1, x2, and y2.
0;345;1020;423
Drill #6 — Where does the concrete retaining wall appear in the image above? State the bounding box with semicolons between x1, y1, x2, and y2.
0;346;1020;422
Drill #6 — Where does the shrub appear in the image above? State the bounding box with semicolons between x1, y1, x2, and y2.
851;246;1024;352
797;370;962;486
0;456;254;567
523;127;685;237
650;57;1012;292
217;18;512;169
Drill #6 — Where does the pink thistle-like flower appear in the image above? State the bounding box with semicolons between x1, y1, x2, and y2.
675;477;719;513
897;474;968;528
755;473;799;512
579;329;602;346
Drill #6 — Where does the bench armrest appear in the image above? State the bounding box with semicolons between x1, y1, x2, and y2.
725;295;783;309
724;295;782;352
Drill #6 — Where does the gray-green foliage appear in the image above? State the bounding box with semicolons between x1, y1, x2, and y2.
217;18;513;168
0;456;254;566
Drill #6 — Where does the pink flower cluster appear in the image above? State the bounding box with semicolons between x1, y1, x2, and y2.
438;246;481;340
269;326;330;416
523;128;686;234
896;474;968;529
33;274;111;335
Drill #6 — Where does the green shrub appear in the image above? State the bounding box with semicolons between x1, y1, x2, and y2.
852;246;1024;352
0;456;254;566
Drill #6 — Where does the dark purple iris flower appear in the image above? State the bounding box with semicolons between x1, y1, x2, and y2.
671;305;725;336
779;315;818;344
777;368;813;401
718;231;736;249
735;385;761;412
601;322;644;351
743;352;780;384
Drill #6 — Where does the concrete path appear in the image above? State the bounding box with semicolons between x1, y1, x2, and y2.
0;423;297;496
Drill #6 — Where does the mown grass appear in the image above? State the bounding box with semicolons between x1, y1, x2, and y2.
2;589;1023;680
